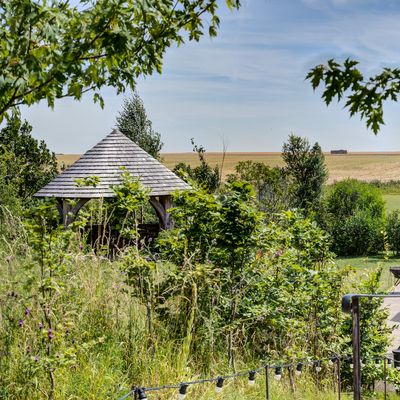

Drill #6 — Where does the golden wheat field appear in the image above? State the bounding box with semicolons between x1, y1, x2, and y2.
57;152;400;183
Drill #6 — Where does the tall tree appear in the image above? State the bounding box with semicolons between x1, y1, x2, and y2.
0;0;240;122
0;116;58;200
116;92;163;159
282;134;327;211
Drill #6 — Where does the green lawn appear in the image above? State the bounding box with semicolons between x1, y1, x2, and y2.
384;194;400;214
336;255;400;290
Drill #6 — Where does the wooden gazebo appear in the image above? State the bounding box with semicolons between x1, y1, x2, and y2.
34;129;189;228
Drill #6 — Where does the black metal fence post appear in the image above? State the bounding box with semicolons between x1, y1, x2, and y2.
384;357;387;400
342;293;400;400
337;356;341;400
352;296;361;400
265;365;270;400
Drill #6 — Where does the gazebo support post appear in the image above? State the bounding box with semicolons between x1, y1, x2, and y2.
57;198;88;227
149;195;173;230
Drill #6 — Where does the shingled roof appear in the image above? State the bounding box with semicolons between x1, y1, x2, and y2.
34;129;189;198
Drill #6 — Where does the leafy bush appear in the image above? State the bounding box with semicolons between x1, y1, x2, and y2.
0;116;58;201
325;179;385;256
227;160;291;214
157;185;389;372
387;210;400;255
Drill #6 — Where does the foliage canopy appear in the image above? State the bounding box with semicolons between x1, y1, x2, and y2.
307;59;400;133
0;0;240;121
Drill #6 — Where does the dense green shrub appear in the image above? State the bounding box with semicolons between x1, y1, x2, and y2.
227;160;291;214
387;210;400;255
325;179;385;256
0;116;58;201
157;185;389;373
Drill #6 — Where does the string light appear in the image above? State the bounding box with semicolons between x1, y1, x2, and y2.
360;360;365;368
328;356;336;366
136;388;147;400
215;377;224;393
120;354;363;400
178;383;188;400
375;358;381;368
315;361;322;373
295;363;303;376
248;371;256;386
275;366;282;381
388;358;392;368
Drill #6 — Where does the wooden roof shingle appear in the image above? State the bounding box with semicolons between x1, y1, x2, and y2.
34;129;189;198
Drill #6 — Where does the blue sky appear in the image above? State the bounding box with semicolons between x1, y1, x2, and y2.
22;0;400;153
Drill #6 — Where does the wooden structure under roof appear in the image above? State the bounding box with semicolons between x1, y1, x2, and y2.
34;129;189;228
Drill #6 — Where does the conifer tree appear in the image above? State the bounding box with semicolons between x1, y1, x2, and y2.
116;93;163;160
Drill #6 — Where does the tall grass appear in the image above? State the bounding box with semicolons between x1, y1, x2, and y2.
0;248;362;400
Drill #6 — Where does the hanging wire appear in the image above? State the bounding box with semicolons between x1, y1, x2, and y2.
118;354;374;399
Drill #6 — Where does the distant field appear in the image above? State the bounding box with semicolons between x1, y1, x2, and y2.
57;152;400;184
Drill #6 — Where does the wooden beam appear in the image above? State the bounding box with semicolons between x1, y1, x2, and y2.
59;198;89;226
149;195;173;230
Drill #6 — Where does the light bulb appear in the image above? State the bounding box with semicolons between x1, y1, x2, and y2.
248;371;256;386
179;384;188;400
295;363;303;376
275;367;282;381
215;377;224;393
315;361;322;373
136;388;147;400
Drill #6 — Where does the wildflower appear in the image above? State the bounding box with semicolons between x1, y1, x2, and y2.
56;352;61;358
48;329;54;340
39;322;43;329
5;255;13;263
18;319;24;327
275;249;283;258
35;356;39;363
25;308;30;316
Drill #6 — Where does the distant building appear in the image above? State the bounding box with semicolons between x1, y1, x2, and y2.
330;149;348;154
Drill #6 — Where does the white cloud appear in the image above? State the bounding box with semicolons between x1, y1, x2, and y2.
22;0;400;153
